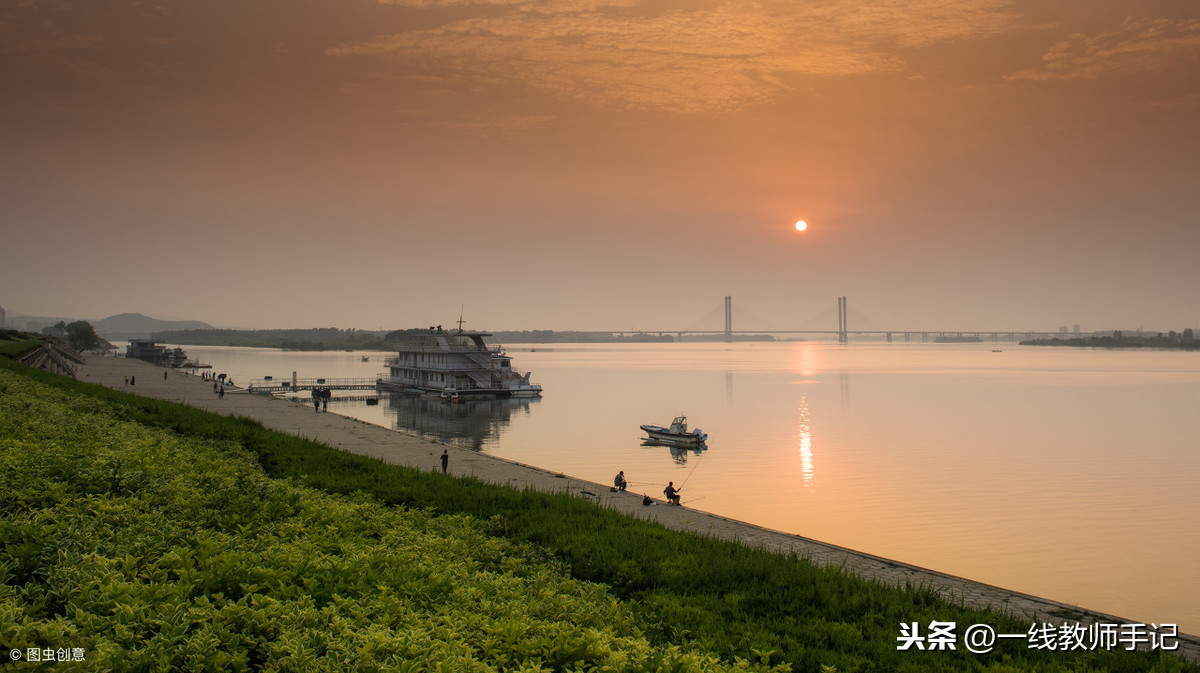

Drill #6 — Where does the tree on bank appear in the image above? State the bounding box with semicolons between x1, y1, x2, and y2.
41;320;67;337
66;320;100;352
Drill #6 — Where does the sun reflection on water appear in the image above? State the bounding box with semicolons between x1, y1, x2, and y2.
798;397;813;485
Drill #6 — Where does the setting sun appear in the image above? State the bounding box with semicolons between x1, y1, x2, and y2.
795;220;808;232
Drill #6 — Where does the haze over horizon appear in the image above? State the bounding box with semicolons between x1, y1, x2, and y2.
3;1;1198;333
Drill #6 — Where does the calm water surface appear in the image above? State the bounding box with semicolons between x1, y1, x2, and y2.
179;341;1200;633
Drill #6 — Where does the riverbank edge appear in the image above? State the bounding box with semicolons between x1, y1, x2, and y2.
72;356;1200;662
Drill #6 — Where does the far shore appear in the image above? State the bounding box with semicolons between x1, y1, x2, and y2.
1021;335;1199;350
75;356;1200;660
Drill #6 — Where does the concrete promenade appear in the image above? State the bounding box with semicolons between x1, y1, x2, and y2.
77;357;1198;663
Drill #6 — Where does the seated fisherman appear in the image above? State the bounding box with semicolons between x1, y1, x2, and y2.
663;481;681;506
614;470;627;491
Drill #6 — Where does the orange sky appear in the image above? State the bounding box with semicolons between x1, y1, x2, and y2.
2;0;1198;332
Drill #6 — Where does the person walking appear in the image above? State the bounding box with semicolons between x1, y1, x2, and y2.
440;450;449;474
218;385;225;399
163;370;168;381
129;375;135;386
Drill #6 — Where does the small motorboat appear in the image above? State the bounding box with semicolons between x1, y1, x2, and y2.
640;416;707;445
440;388;460;404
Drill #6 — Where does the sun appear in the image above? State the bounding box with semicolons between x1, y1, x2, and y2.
794;220;808;232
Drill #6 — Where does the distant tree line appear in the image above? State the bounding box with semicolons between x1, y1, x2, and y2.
152;328;392;351
149;327;689;350
492;331;674;343
1021;329;1198;350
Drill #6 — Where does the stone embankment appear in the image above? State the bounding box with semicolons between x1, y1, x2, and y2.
76;357;1198;663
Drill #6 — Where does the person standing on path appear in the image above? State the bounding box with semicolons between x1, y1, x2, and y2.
440;450;449;474
163;370;168;381
124;376;129;386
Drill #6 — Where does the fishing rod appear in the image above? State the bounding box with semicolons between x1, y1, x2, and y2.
677;448;705;490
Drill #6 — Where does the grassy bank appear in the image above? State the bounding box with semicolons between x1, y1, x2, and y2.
0;331;39;359
2;357;1194;671
0;365;780;671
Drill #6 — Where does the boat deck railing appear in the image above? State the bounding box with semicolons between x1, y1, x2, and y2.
383;359;494;372
392;340;504;354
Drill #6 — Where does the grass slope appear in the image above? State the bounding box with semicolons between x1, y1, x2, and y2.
0;368;780;672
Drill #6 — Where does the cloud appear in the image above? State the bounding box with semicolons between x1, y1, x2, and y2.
801;0;1023;48
332;0;1025;113
372;0;634;7
0;31;104;55
422;113;557;136
1008;16;1200;82
1146;92;1200;110
372;0;527;6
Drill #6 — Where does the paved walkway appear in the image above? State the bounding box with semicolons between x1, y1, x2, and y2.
77;357;1198;662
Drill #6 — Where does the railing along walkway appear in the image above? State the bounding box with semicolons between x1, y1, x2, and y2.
247;377;382;394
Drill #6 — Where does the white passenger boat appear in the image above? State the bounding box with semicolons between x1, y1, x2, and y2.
640;416;707;445
379;326;543;398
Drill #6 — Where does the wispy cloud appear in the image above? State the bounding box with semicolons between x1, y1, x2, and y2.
1146;92;1200;110
1008;16;1200;82
333;0;1025;113
423;113;558;137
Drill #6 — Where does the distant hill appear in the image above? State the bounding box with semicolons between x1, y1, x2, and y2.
93;313;214;339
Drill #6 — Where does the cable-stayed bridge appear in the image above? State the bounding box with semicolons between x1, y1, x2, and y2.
615;296;1066;343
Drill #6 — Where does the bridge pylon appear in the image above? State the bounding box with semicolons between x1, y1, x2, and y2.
837;296;848;343
724;295;732;343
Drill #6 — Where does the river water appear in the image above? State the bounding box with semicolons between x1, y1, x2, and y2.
172;341;1200;633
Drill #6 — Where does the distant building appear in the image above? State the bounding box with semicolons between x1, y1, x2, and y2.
0;305;5;329
1059;326;1069;334
1073;324;1081;334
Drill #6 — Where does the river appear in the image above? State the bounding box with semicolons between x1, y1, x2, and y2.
167;340;1200;633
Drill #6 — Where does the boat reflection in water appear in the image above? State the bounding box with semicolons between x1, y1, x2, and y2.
384;393;539;451
641;438;708;465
